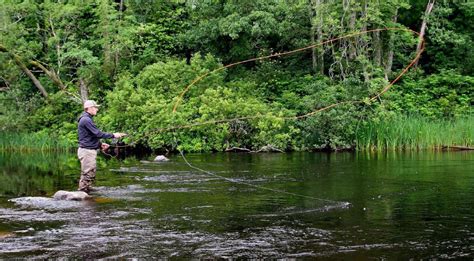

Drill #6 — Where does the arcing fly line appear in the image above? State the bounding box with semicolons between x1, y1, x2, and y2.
161;27;424;207
133;27;423;137
172;27;423;114
102;28;423;147
112;28;423;206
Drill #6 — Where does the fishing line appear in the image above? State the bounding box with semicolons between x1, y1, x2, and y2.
172;27;423;113
112;28;423;144
177;148;350;207
165;27;423;208
132;27;424;139
169;119;349;206
112;28;424;208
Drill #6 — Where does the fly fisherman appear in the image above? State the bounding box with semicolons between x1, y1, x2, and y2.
77;100;127;193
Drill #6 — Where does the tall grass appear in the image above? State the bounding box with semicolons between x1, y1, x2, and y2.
0;132;75;152
356;115;474;151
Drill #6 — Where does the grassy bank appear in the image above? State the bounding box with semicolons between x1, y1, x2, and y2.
2;115;473;152
0;132;74;152
356;115;474;151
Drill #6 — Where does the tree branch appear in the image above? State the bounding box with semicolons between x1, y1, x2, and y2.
0;44;48;98
1;44;76;100
29;60;66;90
0;76;10;91
225;145;283;153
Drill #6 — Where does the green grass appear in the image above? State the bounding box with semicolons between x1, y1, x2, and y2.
356;115;474;151
2;115;473;152
0;131;75;152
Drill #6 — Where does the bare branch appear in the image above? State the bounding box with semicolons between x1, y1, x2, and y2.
0;76;11;92
225;147;252;152
29;60;66;90
13;56;48;97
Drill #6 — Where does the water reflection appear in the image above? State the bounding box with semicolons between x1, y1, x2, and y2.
0;151;473;258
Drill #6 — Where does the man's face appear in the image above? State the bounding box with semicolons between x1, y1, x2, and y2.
87;106;99;116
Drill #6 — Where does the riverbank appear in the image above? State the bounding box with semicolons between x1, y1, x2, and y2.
355;115;473;151
1;115;472;152
0;132;74;152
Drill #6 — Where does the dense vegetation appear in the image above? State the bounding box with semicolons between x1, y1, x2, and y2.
1;0;472;152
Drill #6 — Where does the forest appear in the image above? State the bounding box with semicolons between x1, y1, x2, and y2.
0;0;473;152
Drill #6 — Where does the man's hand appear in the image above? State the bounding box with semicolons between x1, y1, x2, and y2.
113;133;127;138
101;143;110;152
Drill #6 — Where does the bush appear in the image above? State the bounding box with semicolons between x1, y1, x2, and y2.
386;70;473;118
101;54;298;152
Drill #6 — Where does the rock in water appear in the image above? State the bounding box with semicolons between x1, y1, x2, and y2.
53;190;91;201
153;155;169;162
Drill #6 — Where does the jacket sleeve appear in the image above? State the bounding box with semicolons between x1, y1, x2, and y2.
83;118;114;139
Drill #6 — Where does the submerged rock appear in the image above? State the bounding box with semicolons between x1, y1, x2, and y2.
153;155;169;162
9;197;87;210
53;190;91;201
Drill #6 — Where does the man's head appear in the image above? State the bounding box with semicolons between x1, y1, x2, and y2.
83;100;100;116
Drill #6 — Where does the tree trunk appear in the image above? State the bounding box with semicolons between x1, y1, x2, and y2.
384;9;398;80
345;0;357;60
0;45;48;98
415;0;435;67
314;0;324;74
48;15;62;75
373;30;382;67
119;0;124;14
79;78;88;102
1;44;84;102
373;0;383;67
309;0;324;74
113;0;125;77
1;46;65;90
360;0;370;82
0;76;10;91
308;0;317;73
99;0;114;78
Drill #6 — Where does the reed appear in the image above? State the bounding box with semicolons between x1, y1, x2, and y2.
356;115;474;151
0;132;74;152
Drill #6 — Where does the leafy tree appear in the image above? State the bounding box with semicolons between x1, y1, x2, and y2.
0;0;472;151
101;54;297;151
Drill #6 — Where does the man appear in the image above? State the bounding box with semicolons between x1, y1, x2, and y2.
77;100;126;193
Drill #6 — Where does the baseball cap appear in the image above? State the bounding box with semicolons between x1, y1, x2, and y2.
83;100;101;109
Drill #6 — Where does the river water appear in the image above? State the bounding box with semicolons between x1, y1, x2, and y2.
0;151;473;258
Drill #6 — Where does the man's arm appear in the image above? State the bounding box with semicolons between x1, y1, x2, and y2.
83;118;114;139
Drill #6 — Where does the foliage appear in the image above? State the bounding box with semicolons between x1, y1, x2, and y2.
0;0;472;152
386;70;473;118
356;115;474;151
0;131;74;152
420;0;474;75
101;54;298;152
183;1;309;64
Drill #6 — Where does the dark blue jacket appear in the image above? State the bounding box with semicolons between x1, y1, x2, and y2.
78;112;114;149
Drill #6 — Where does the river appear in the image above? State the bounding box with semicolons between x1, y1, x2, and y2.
0;151;473;258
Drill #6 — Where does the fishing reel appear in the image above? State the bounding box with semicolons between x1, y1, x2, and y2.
102;138;129;158
111;138;126;148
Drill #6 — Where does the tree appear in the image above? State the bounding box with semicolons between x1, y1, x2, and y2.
415;0;435;67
